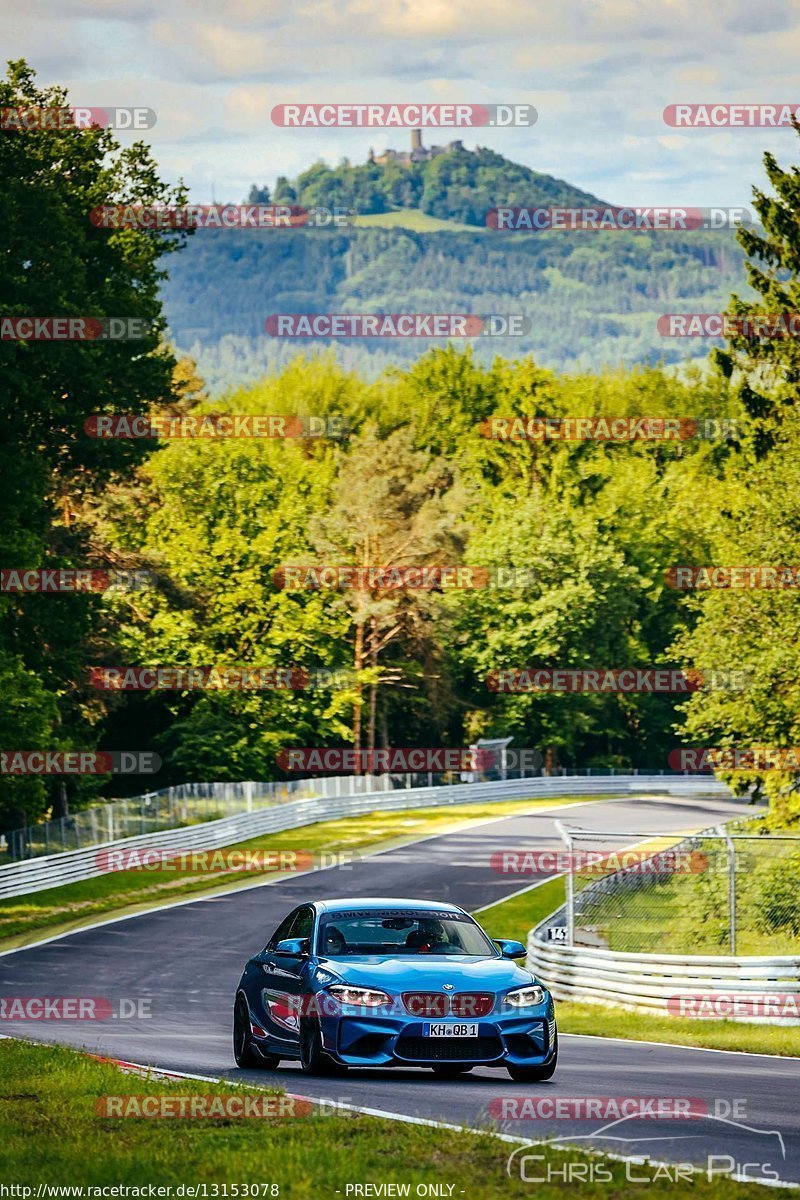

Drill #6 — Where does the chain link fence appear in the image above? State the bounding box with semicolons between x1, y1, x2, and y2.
0;763;695;865
559;823;800;956
0;778;350;864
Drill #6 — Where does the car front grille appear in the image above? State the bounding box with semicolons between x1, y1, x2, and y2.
395;1035;504;1062
451;993;494;1017
402;992;495;1017
402;992;449;1017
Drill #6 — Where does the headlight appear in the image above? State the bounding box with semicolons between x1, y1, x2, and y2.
505;984;546;1008
328;985;391;1008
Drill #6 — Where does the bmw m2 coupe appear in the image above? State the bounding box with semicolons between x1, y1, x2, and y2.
233;897;557;1080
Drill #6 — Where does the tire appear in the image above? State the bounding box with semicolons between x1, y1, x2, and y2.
506;1033;558;1082
234;996;280;1070
299;1015;347;1076
431;1064;473;1078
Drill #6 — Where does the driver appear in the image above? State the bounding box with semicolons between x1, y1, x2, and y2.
406;918;450;952
323;925;346;956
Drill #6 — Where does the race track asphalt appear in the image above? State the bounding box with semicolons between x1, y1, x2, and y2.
2;791;797;1186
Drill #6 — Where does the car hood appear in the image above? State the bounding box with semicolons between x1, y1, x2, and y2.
316;954;537;992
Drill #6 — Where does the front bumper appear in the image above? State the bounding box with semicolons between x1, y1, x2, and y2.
323;1009;557;1068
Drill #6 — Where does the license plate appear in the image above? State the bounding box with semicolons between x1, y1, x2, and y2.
423;1022;478;1037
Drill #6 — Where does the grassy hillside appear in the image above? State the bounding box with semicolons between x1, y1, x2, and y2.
353;208;477;232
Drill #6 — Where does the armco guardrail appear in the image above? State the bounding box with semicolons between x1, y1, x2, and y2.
2;774;407;863
527;932;800;1024
0;773;728;899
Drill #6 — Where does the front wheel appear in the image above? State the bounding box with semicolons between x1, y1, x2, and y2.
507;1033;558;1082
234;996;280;1069
299;1016;347;1075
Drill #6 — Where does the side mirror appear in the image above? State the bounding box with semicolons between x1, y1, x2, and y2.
274;937;310;957
493;938;527;960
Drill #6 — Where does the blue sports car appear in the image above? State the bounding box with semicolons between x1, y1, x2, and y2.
233;897;557;1081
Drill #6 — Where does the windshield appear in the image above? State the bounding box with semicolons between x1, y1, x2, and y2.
317;908;497;958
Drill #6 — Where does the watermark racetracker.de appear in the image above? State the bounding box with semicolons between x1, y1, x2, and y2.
89;666;364;691
90;204;350;230
0;996;152;1020
0;750;160;775
1;569;153;593
664;103;800;127
486;668;753;693
489;847;726;876
271;103;537;128
668;747;800;771
658;313;800;338
667;994;800;1020
273;565;537;589
94;847;360;874
265;314;530;338
84;414;348;439
665;565;800;589
275;746;543;774
1;317;152;340
479;416;738;441
1;107;156;131
486;206;752;231
95;1094;311;1119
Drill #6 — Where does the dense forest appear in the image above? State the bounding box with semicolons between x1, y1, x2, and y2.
162;223;749;390
3;61;800;833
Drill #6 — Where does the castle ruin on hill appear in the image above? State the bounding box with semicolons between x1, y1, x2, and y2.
368;129;464;166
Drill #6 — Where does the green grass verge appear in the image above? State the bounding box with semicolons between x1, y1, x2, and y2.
352;208;478;232
477;876;566;945
556;1002;800;1056
0;796;592;951
477;878;800;1057
0;1039;774;1196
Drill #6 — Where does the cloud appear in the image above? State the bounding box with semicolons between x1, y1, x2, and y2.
4;0;799;207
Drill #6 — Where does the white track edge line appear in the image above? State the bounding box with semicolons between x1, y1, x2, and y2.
83;1050;800;1191
561;1032;800;1061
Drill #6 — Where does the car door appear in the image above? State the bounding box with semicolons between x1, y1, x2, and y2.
257;905;315;1045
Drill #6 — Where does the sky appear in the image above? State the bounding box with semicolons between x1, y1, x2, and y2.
5;0;800;207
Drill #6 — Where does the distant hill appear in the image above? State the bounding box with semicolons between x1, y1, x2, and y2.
162;147;751;394
272;144;608;228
